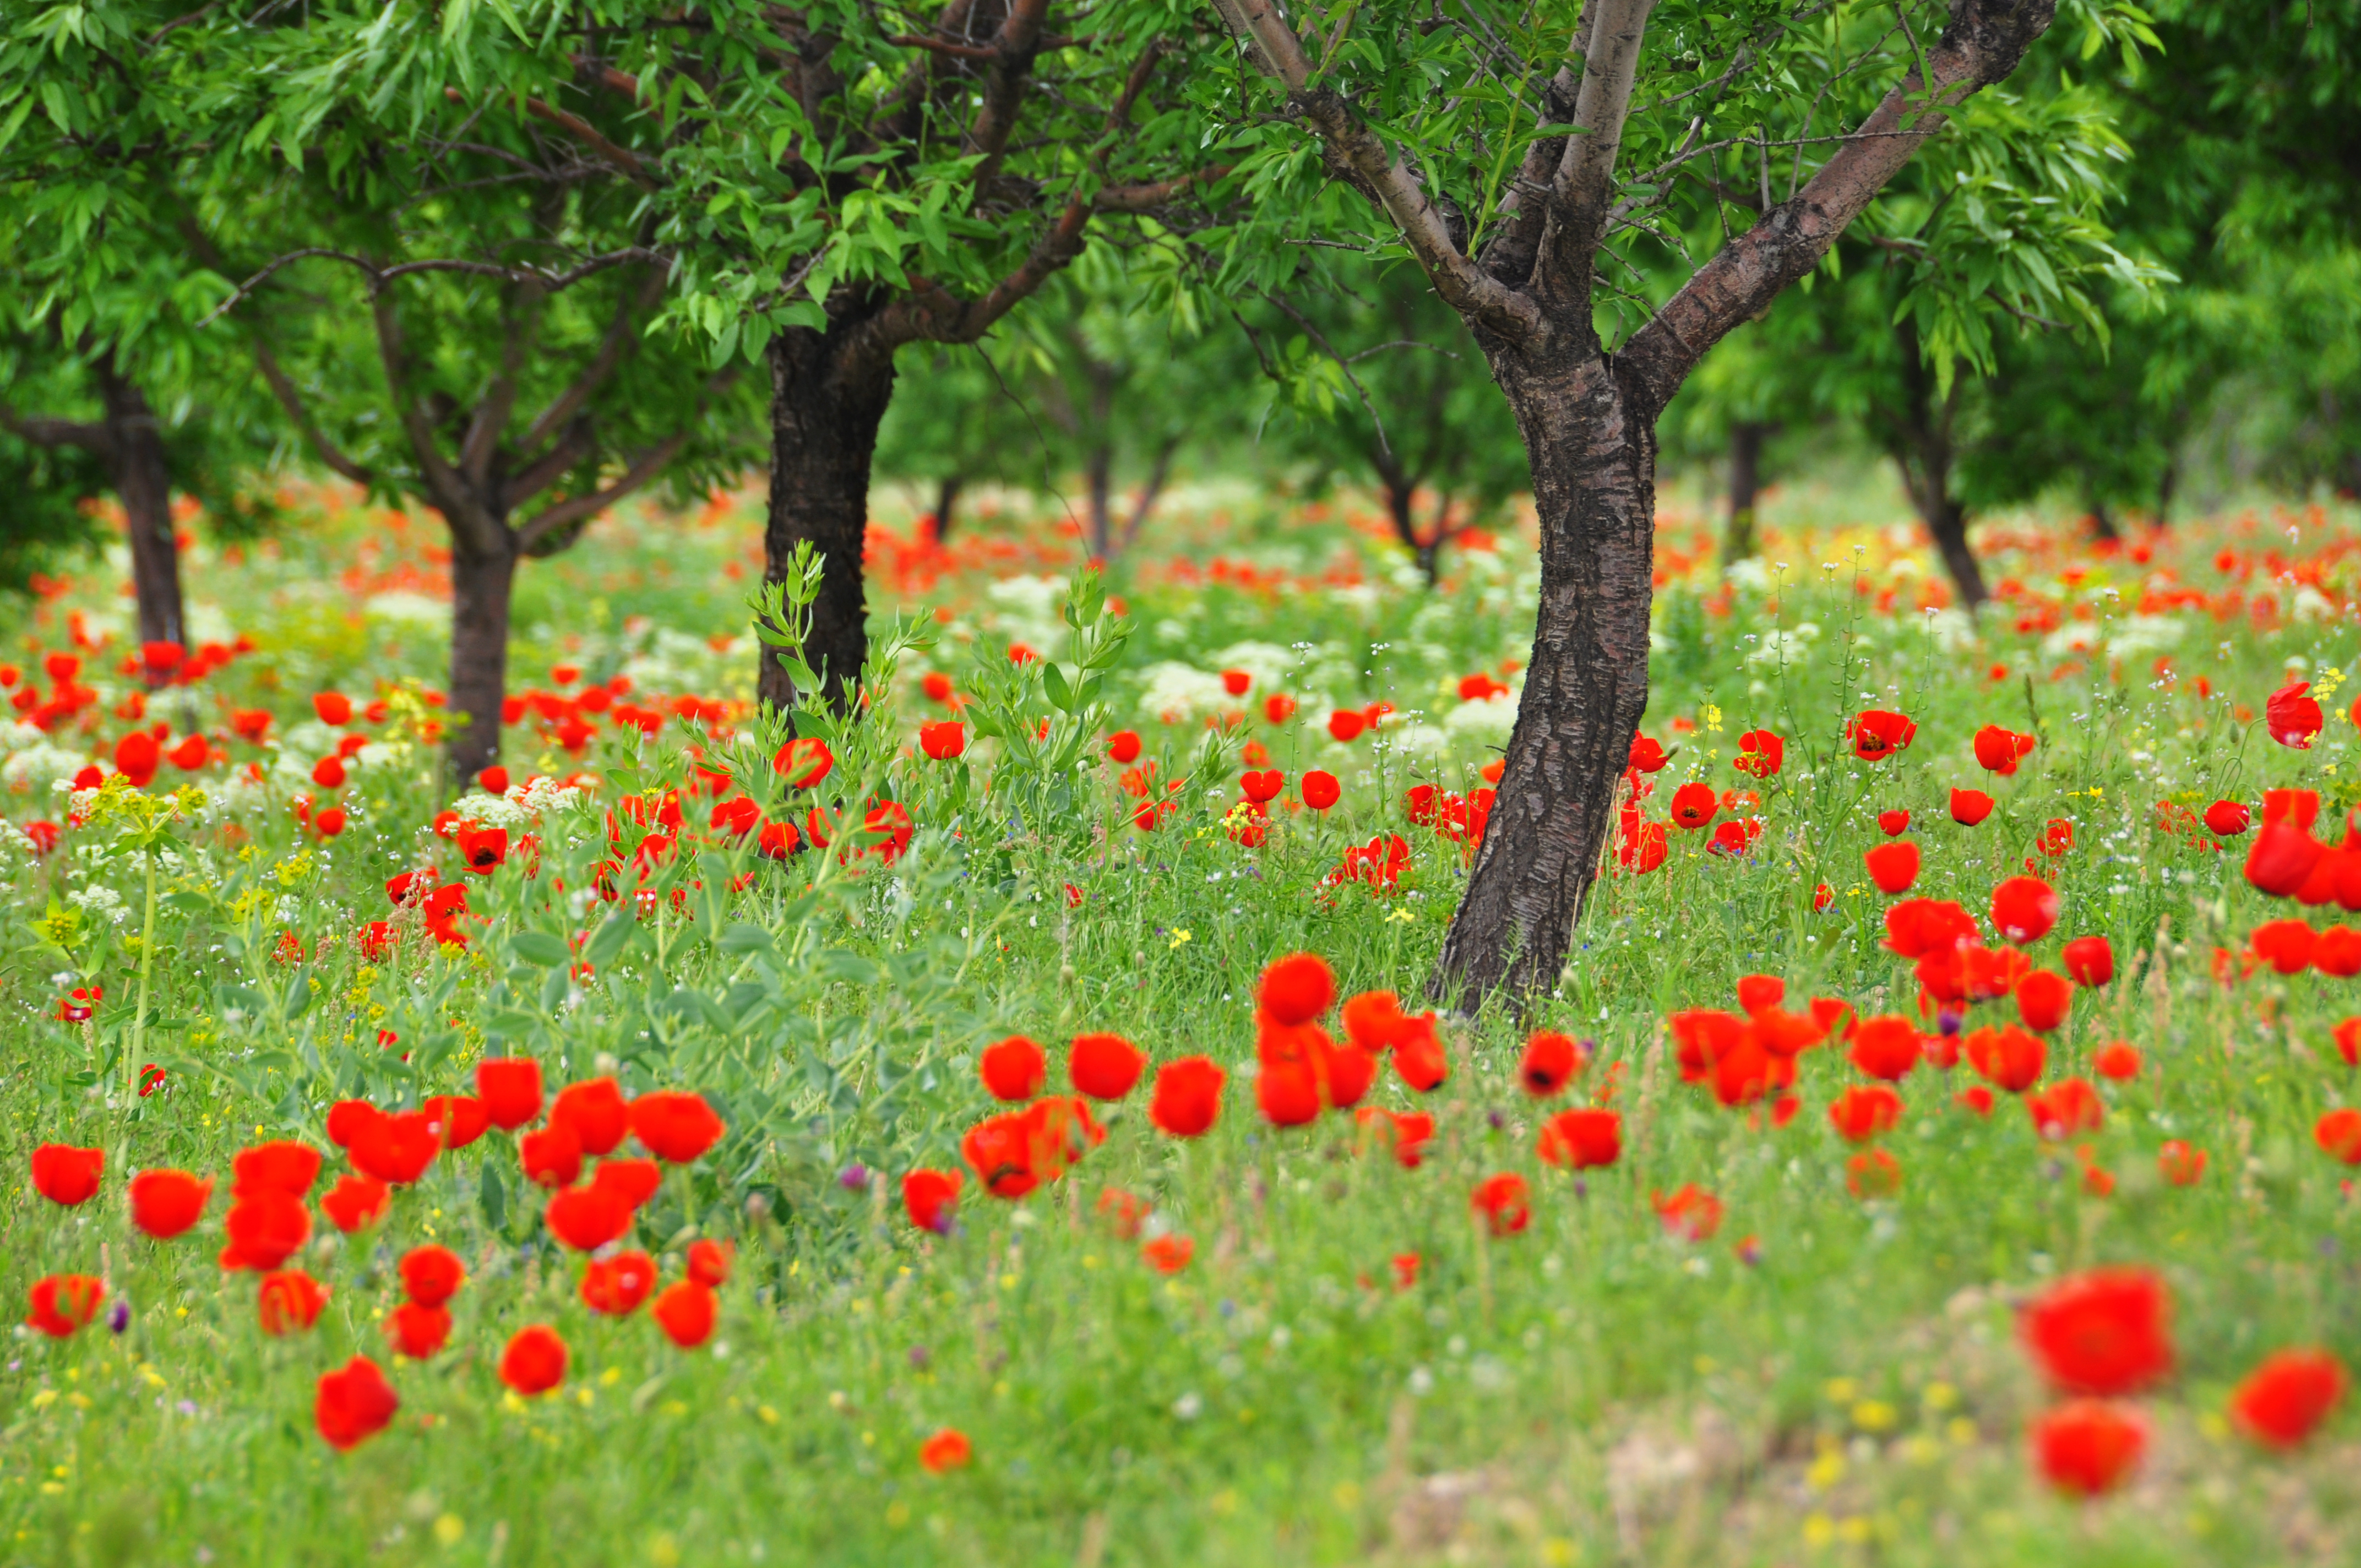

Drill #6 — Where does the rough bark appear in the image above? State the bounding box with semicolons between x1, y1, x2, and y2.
93;362;185;663
1721;421;1769;566
764;320;897;712
1429;350;1655;1001
447;539;518;783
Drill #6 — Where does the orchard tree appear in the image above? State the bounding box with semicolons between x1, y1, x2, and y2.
1198;0;2152;998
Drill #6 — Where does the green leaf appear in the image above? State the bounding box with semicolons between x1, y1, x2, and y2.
509;930;571;968
585;911;639;968
717;922;777;956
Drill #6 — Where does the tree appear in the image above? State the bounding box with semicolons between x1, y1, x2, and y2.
1200;0;2150;999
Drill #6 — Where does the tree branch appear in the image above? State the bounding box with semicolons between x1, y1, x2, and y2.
0;408;111;454
369;286;507;556
460;281;545;488
249;340;373;483
444;85;661;190
1476;65;1579;288
516;265;666;459
502;418;599;513
966;0;1052;184
1530;0;1658;310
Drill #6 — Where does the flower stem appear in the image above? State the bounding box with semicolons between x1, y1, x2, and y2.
127;850;157;1109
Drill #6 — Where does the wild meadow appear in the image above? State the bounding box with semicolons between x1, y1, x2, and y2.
4;477;2360;1567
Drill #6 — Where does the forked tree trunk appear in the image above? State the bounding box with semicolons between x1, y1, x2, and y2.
764;324;896;713
1721;420;1769;566
1430;352;1654;1000
94;362;185;663
448;539;517;783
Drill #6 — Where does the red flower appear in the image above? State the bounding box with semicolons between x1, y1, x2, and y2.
1519;1031;1583;1096
424;1095;488;1152
544;1183;632;1251
476;1058;545;1129
2021;1268;2173;1396
1471;1173;1530;1236
1964;1025;2046;1093
2246;815;2325;897
519;1123;583;1189
25;1274;104;1337
1846;709;1916;761
2250;918;2316;974
400;1245;466;1309
580;1250;658;1315
2204;799;2251;837
221;1189;312;1271
1667;782;1718;830
1141;1234;1195;1274
315;1355;400;1450
1652;1184;1723;1242
349;1109;442;1185
1354;1108;1435;1168
1846;1015;1921;1081
2026;1077;2103;1139
1263;694;1296;725
2015;969;2072;1033
1258;952;1334;1026
2061;935;2114;987
1256;1059;1321;1126
258;1269;330;1335
1863;842;1919;895
1242;769;1285;804
918;721;966;760
1845;1148;1903;1199
919;1428;972;1473
2316;925;2361;977
1068;1033;1146;1100
592;1156;662;1211
629;1090;723;1163
2229;1349;2347;1449
2039;817;2075;857
2092;1042;2142;1080
2340;1019;2361;1068
2157;1140;2206;1186
455;823;508;874
2032;1401;2146;1495
1300;770;1340;810
2267;679;2324;748
1149;1057;1225;1137
775;737;834;788
128;1169;211;1239
1536;1108;1621;1169
1392;1013;1450;1091
1972;725;2037;775
1629;735;1668;772
319;1174;390;1234
312;691;353;726
1884;899;1977;958
1956;1085;1995;1117
551;1077;629;1156
687;1239;733;1288
499;1325;569;1396
1990;876;2060;945
980;1036;1048;1101
2315;1108;2361;1164
1734;729;1783;777
1107;729;1142;764
1942;787;1993;827
385;1303;452;1359
115;730;160;787
30;1143;103;1206
902;1168;964;1233
653;1279;719;1348
1827;1085;1903;1143
1326;709;1365;743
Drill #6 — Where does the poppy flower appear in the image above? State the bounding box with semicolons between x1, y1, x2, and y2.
319;1173;390;1234
1663;782;1715;830
2338;1019;2361;1068
1107;730;1143;765
1392;1013;1450;1091
2250;919;2316;975
1141;1235;1195;1274
2246;815;2326;897
1300;770;1341;810
1255;952;1338;1027
1956;1085;1995;1116
114;730;161;787
919;1428;972;1473
1846;709;1916;761
590;1157;662;1212
258;1270;330;1336
2315;925;2361;977
2229;1349;2347;1449
1618;816;1669;874
2061;936;2114;987
918;721;966;760
1734;729;1783;777
1256;1059;1323;1126
1326;709;1366;743
350;1109;442;1186
629;1090;723;1163
2026;1077;2103;1139
519;1123;583;1189
1519;1031;1584;1096
2204;800;2251;837
550;1078;629;1156
1060;1032;1146;1102
683;1239;733;1289
423;1095;488;1153
1990;876;2060;945
325;1099;381;1151
1965;1025;2046;1093
1318;1033;1378;1109
1885;899;1977;959
2092;1042;2142;1081
1471;1173;1530;1236
1845;1148;1903;1199
1339;991;1406;1053
1652;1185;1723;1242
25;1274;104;1338
976;1035;1049;1102
580;1250;658;1315
1950;787;1995;826
1707;817;1762;857
2315;1108;2361;1164
2157;1140;2205;1185
1827;1085;1904;1143
400;1245;466;1309
221;1189;312;1270
2033;1401;2146;1495
1871;812;1908;840
455;823;507;873
2267;680;2325;748
1242;769;1285;805
902;1168;962;1233
1972;725;2037;775
545;1183;632;1250
961;1110;1044;1199
1620;734;1666;774
385;1302;452;1360
1846;1015;1921;1081
2021;1268;2173;1396
315;1355;400;1450
1734;975;1785;1015
653;1278;719;1348
1863;842;1919;895
2015;970;2071;1033
499;1325;569;1396
31;1143;104;1206
1536;1108;1621;1169
1149;1057;1225;1138
228;1141;322;1201
775;737;834;788
128;1169;212;1239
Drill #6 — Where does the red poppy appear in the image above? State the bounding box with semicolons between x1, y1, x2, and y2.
1956;1085;1995;1116
1063;1032;1145;1101
385;1302;452;1360
1846;709;1916;761
221;1189;312;1271
1340;991;1405;1052
455;823;508;874
1964;1024;2046;1093
1707;816;1763;857
960;1110;1042;1199
1734;975;1783;1015
349;1109;442;1186
2267;680;2324;748
678;1240;732;1290
2039;818;2075;857
1242;769;1285;804
400;1244;466;1309
258;1269;330;1336
423;1095;488;1153
2093;1042;2142;1080
318;1173;390;1234
1300;770;1341;810
1107;730;1143;765
312;691;354;726
1828;1085;1903;1144
1471;1173;1530;1236
775;737;834;788
1536;1108;1622;1169
2315;1108;2361;1164
128;1169;211;1239
1845;1015;1921;1081
115;730;160;787
31;1143;104;1206
1256;1059;1322;1126
902;1168;963;1233
476;1058;545;1130
1863;842;1919;895
2340;1019;2361;1068
1149;1057;1225;1137
2229;1349;2347;1449
2316;925;2361;977
629;1090;723;1163
1519;1031;1584;1096
550;1078;629;1156
2250;918;2316;974
588;1157;660;1212
919;1428;972;1473
653;1279;719;1348
499;1325;569;1396
315;1355;400;1450
519;1123;583;1189
2022;1268;2173;1396
25;1273;104;1338
918;721;966;760
1884;899;1977;958
2204;799;2251;837
1990;876;2060;945
2026;1077;2103;1139
1652;1184;1723;1242
2061;935;2114;987
2157;1140;2206;1185
2033;1401;2146;1495
1972;725;2037;775
580;1250;659;1316
1666;782;1717;830
979;1036;1048;1102
1326;709;1366;743
1734;729;1783;777
2246;815;2325;897
1258;953;1335;1026
2015;970;2071;1032
1141;1234;1195;1274
545;1183;632;1250
1319;1032;1377;1109
1392;1013;1449;1091
1949;787;1994;826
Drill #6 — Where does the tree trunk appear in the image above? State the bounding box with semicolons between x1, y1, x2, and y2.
764;323;896;713
1721;420;1769;566
931;474;964;542
1429;352;1653;1003
94;361;185;667
2088;499;2119;542
448;538;517;783
1117;439;1177;557
1085;444;1113;560
1887;324;1987;608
